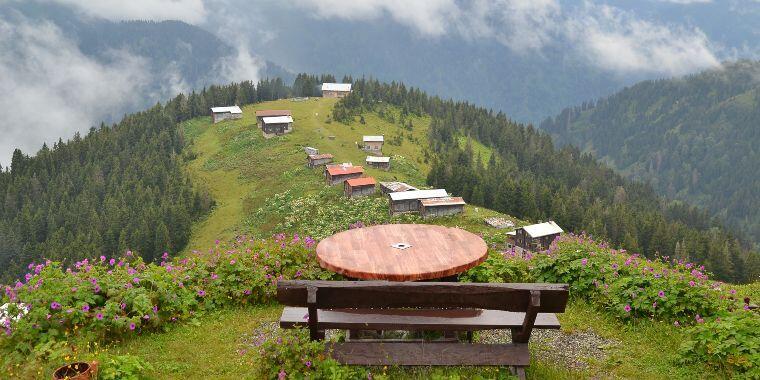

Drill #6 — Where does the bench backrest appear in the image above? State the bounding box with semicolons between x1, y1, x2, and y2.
277;280;569;313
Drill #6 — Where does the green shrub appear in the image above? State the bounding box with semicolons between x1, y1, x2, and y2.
0;234;334;365
460;251;531;283
98;354;153;380
680;311;760;378
253;329;360;379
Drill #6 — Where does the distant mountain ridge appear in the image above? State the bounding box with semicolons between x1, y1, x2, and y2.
541;60;760;245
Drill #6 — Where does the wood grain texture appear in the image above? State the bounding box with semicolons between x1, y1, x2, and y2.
329;342;530;366
277;280;569;313
280;307;562;330
316;224;488;281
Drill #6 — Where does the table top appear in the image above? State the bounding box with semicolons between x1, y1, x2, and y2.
316;224;488;281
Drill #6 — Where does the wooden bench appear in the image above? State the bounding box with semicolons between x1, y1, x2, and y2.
277;280;569;379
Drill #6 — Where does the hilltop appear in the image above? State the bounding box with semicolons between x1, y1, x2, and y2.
180;97;509;251
541;61;760;246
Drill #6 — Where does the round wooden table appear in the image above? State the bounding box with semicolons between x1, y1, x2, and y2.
316;224;488;281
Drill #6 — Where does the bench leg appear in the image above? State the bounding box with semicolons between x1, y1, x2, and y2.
513;366;526;380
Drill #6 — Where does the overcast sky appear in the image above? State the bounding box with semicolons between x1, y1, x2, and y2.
0;0;758;166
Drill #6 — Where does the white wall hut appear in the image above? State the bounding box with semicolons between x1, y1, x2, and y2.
388;189;449;215
211;106;242;124
321;83;352;98
262;115;294;135
366;156;391;170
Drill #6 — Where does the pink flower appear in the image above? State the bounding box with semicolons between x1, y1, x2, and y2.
82;304;90;312
50;302;61;310
674;321;680;327
133;277;140;284
230;259;236;265
197;290;206;297
305;361;312;368
689;281;696;287
95;313;103;320
581;258;588;266
652;302;657;308
109;258;116;266
658;290;665;298
129;322;136;330
624;304;631;313
278;369;287;380
100;256;106;262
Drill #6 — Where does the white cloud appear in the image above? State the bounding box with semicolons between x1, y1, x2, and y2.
212;44;263;84
566;4;720;75
31;0;207;24
656;0;712;4
0;18;152;166
288;0;460;36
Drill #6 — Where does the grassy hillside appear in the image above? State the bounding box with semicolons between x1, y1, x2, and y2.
181;97;510;251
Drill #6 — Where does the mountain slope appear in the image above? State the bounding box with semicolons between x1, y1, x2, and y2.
541;61;760;246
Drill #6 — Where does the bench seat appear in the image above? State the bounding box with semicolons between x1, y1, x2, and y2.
280;306;561;331
330;342;530;366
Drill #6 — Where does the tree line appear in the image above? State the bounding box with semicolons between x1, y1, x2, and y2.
0;78;294;282
333;78;760;283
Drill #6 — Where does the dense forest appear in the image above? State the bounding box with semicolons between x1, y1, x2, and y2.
333;79;760;283
0;78;292;282
540;61;760;246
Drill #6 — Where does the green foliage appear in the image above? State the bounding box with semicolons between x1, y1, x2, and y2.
680;311;760;378
98;354;154;380
531;235;728;322
542;61;760;249
251;188;420;240
336;77;758;283
0;78;295;283
460;251;531;283
0;235;334;367
253;329;361;380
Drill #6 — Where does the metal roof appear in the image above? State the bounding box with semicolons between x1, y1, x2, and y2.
321;83;352;92
420;197;466;206
346;177;376;187
326;165;364;176
255;110;292;117
520;221;563;238
366;156;390;163
262;116;293;124
211;106;242;114
380;181;418;192
389;189;448;201
363;135;384;142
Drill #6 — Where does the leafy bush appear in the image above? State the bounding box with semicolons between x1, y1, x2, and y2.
252;328;360;379
680;311;760;378
531;235;731;323
98;354;153;380
251;188;420;240
0;234;334;365
461;251;531;283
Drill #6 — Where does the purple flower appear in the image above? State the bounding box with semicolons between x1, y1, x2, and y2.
100;256;106;262
129;322;136;330
82;304;90;312
674;321;680;327
581;258;588;266
152;305;158;314
121;303;126;310
658;290;665;298
95;313;103;320
109;258;116;266
133;277;140;284
210;273;218;280
143;314;150;320
689;281;696;287
305;361;312;368
278;369;287;380
197;290;206;297
162;252;169;260
93;285;101;293
50;302;61;310
652;302;657;308
230;259;236;265
624;304;632;313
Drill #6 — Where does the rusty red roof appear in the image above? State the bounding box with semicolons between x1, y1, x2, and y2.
255;110;292;117
326;166;364;176
346;177;376;187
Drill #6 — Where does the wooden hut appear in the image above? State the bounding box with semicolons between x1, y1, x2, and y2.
379;181;418;195
363;136;384;154
325;165;364;186
420;197;466;218
262;115;294;135
514;221;563;252
307;153;333;168
255;110;292;128
344;177;376;198
210;106;242;124
366;156;390;170
321;83;352;98
388;189;449;215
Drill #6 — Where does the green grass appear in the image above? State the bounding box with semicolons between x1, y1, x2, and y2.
95;300;721;379
182;97;470;252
